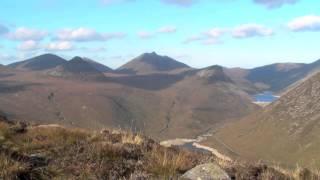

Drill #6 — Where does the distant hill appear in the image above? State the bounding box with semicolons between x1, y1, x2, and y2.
117;52;190;74
83;57;113;73
8;53;320;94
0;64;16;78
246;61;320;92
47;56;106;80
0;58;258;141
0;64;8;71
224;59;320;94
146;65;258;139
213;72;320;168
197;65;233;84
8;54;67;71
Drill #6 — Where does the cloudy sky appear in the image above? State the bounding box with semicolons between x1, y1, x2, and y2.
0;0;320;68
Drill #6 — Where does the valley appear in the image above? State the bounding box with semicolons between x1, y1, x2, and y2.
1;52;320;177
2;1;320;179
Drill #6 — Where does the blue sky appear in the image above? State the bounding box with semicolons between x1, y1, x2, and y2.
0;0;320;68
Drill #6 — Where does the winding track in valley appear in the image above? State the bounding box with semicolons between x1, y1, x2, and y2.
160;127;238;162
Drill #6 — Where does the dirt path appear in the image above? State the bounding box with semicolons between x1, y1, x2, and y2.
160;129;233;162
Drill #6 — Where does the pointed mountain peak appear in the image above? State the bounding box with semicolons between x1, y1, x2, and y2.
70;56;85;62
8;53;67;71
150;51;157;55
82;57;113;72
197;65;232;83
118;52;190;74
47;56;106;81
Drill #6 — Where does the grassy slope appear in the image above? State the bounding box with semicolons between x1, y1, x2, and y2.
0;121;206;179
207;73;320;170
0;119;308;179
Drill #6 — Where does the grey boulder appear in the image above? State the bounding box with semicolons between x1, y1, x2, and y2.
181;163;230;180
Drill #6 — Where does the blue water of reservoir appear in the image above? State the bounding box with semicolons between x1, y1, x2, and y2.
253;91;279;103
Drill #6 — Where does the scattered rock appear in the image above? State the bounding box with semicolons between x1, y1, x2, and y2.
181;163;230;180
9;121;28;133
28;153;48;168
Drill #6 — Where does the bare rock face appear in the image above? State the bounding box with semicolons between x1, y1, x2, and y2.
181;163;230;180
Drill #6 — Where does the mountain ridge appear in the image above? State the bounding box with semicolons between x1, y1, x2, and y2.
8;54;67;71
46;56;106;80
117;52;190;74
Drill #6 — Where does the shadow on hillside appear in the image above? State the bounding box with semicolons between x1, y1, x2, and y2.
104;73;191;90
113;68;137;75
0;80;41;94
0;73;15;78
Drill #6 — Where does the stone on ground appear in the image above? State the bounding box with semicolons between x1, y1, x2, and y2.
181;163;230;180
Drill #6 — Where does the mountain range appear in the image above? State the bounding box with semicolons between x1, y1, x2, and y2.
0;53;261;140
0;54;318;135
1;52;320;170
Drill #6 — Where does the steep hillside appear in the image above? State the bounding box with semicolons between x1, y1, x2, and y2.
83;57;113;72
151;65;258;139
8;54;67;71
117;52;190;74
47;56;106;80
211;72;320;169
224;67;261;94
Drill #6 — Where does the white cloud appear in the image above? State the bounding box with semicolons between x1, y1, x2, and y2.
137;26;177;39
157;26;177;33
55;28;125;42
160;0;197;7
205;28;226;38
254;0;298;9
183;35;204;44
7;27;48;41
232;24;273;38
287;15;320;32
45;41;74;51
202;38;221;45
137;31;155;39
184;28;225;45
17;40;40;51
185;24;272;45
80;47;107;52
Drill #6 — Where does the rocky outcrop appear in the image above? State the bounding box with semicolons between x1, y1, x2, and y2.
181;163;230;180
